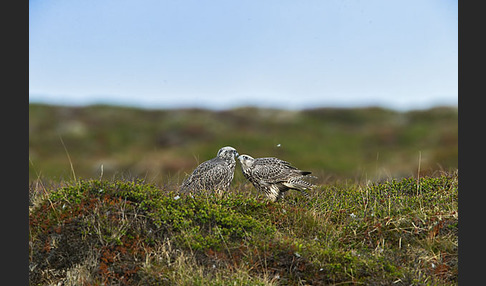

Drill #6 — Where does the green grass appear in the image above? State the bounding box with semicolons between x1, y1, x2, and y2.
29;171;458;285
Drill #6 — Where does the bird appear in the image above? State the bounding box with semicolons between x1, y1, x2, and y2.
180;146;239;196
238;154;315;202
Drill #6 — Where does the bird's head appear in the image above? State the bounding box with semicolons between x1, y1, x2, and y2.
217;146;239;160
237;154;255;170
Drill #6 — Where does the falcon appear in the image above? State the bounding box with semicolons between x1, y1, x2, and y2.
238;154;315;202
180;146;239;195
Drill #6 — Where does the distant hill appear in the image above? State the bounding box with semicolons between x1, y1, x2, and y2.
29;104;457;185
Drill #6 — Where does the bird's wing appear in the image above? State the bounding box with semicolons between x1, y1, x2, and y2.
251;158;294;183
203;162;230;188
181;157;229;190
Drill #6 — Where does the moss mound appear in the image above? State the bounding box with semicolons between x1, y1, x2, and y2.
29;172;458;285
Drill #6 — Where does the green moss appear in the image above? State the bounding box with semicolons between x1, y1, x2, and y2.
29;173;458;285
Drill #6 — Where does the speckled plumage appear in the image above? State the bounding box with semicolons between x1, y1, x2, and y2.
238;154;315;202
180;146;239;195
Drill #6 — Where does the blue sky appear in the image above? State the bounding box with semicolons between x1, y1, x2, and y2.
29;0;458;110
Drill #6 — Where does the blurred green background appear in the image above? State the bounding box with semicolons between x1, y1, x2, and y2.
29;104;457;186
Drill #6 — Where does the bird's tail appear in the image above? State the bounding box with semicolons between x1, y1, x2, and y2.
283;177;316;198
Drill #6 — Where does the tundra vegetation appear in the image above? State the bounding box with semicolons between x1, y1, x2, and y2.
29;104;458;285
29;173;457;285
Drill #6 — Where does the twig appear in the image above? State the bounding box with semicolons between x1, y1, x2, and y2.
59;135;77;183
